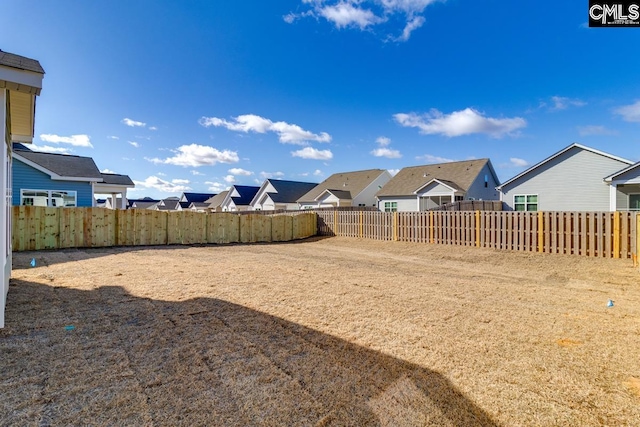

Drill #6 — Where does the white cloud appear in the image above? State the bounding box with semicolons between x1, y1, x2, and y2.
394;108;526;138
122;118;146;127
128;141;140;148
376;136;391;146
205;181;228;193
191;170;204;176
371;147;402;158
509;157;529;168
388;168;400;176
614;100;640;122
101;168;116;174
228;168;253;176
133;176;191;193
416;154;456;163
157;172;166;176
549;96;586;111
319;3;382;30
260;171;286;179
27;144;72;154
149;126;158;131
577;125;618;136
172;179;190;185
291;147;333;160
108;136;119;140
313;169;323;176
200;114;331;145
287;0;439;41
40;133;93;148
146;144;239;167
223;175;236;183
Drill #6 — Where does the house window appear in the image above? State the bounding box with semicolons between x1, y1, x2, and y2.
384;201;397;212
629;194;640;211
514;194;537;211
21;190;77;207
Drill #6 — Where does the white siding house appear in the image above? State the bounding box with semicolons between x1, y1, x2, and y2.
375;159;500;212
604;161;640;211
498;143;633;212
297;169;392;209
1;50;45;327
250;179;317;211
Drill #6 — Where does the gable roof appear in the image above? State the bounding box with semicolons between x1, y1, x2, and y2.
13;146;103;181
376;159;495;197
206;191;229;208
252;179;318;205
100;173;134;186
297;169;388;202
497;143;633;190
604;161;640;182
316;189;352;201
156;198;180;211
130;200;160;209
229;185;260;206
181;192;216;203
0;50;45;74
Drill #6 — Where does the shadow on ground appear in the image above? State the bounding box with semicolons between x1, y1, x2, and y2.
1;279;498;426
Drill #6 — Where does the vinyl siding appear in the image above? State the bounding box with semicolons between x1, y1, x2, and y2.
12;158;94;206
416;181;453;196
377;196;417;212
466;163;500;200
353;171;392;207
616;184;640;210
500;147;629;211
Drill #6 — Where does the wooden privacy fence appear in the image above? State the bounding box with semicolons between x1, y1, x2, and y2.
12;207;317;251
317;210;639;259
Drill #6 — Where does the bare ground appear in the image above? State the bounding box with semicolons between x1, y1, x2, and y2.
1;237;639;426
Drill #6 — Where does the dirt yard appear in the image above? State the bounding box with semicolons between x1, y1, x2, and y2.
1;237;639;426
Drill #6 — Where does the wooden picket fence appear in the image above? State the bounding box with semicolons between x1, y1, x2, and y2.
317;210;639;259
11;207;317;251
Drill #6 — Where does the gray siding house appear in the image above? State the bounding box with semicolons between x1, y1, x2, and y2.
604;161;640;211
498;143;633;211
375;159;500;212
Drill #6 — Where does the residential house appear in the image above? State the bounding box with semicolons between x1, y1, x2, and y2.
297;169;392;209
250;179;318;211
153;197;181;211
206;191;228;212
219;185;260;211
96;173;135;209
129;198;161;209
605;161;640;211
12;144;134;208
180;192;216;204
497;143;633;211
1;49;45;327
375;159;499;212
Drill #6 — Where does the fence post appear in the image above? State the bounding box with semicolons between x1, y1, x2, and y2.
429;211;434;244
613;211;620;259
359;211;363;238
334;210;338;236
393;211;398;241
475;211;480;247
537;211;544;253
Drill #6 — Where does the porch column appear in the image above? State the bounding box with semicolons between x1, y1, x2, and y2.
609;183;617;212
120;191;127;209
111;193;118;210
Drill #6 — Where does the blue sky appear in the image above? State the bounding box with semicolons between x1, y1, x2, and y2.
3;1;640;199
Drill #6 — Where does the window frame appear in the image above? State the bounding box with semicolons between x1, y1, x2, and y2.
383;201;397;212
513;194;538;212
629;193;640;211
20;189;77;208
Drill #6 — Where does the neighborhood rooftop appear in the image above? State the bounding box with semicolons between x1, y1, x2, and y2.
0;49;46;75
13;145;103;180
297;169;388;202
376;159;496;197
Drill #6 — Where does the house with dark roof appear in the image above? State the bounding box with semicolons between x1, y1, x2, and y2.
375;159;500;212
12;144;134;208
180;192;216;204
497;143;634;211
220;185;260;211
129;198;161;209
153;197;181;211
1;49;45;328
250;179;318;211
297;169;392;209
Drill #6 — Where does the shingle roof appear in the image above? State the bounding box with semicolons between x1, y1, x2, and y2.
266;180;318;203
130;200;160;209
206;191;228;208
181;192;216;203
319;189;352;200
297;169;388;202
376;159;493;197
231;185;260;206
157;198;180;211
14;148;103;180
100;173;134;186
0;50;45;74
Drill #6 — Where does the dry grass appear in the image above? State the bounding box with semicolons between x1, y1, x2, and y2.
2;236;639;426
